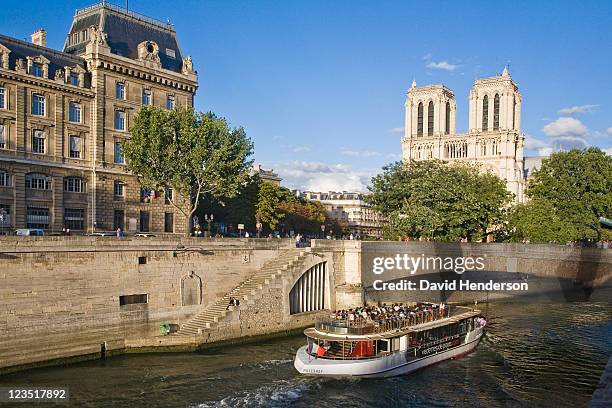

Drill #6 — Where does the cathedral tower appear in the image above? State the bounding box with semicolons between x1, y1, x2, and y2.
468;66;521;133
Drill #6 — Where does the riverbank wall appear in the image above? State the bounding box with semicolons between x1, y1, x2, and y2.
1;237;610;373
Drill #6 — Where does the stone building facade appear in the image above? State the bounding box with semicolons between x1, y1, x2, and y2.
0;3;197;233
401;67;526;203
297;190;384;238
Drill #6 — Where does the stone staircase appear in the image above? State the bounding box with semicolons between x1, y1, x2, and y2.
176;248;309;336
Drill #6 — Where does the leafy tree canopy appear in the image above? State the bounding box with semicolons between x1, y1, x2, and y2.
121;106;254;234
367;161;512;241
508;148;612;242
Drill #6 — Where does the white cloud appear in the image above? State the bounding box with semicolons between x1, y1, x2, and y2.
422;53;432;60
549;135;588;150
524;134;552;156
542;117;588;138
340;148;381;158
603;147;612;155
593;127;612;137
426;61;460;71
390;127;405;134
557;104;598;115
273;161;376;192
292;145;311;153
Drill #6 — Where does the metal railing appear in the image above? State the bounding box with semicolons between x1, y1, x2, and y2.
75;1;175;31
316;307;453;335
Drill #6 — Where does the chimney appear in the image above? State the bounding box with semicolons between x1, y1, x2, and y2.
31;29;47;47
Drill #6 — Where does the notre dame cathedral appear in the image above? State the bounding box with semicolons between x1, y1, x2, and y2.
401;67;526;203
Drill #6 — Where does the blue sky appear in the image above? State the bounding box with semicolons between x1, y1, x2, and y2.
2;0;611;191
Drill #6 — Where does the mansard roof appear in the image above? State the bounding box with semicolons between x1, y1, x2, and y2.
0;33;87;76
63;2;184;73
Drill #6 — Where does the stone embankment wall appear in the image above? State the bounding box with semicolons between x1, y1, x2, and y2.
2;237;610;373
360;241;612;304
0;237;357;373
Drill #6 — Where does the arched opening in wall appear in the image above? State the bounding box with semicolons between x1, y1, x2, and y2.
427;101;434;136
289;262;327;315
493;94;500;130
181;271;202;306
482;95;489;131
445;102;450;134
417;102;423;136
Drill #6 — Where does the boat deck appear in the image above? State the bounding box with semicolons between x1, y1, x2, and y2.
305;307;481;341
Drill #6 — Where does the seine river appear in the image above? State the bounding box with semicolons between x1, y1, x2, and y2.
1;289;610;408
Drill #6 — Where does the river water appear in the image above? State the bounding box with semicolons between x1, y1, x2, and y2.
1;289;610;408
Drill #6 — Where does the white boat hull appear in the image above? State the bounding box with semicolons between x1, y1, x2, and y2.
294;327;483;378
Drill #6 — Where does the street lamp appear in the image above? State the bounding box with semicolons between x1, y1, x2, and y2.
204;214;214;237
321;224;325;239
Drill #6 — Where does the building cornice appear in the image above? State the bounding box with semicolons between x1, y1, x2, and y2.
0;68;95;97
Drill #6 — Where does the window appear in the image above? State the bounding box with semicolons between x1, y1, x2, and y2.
0;204;10;227
64;177;84;193
26;173;51;190
32;130;45;154
64;208;84;230
114;110;125;131
166;95;174;110
119;294;148;306
69;73;79;86
165;48;176;59
114;180;124;199
493;94;500;130
482;95;488;131
32;94;45;116
427;101;434;136
445;102;450;135
142;89;151;105
69;135;82;158
138;256;147;265
69;102;81;123
164;212;174;233
27;206;49;229
140;187;152;203
512;95;516;129
114;141;125;164
140;211;150;232
0;170;9;187
164;187;173;204
31;63;43;78
116;82;125;100
417;102;423;136
0;125;5;149
0;87;5;109
113;209;125;230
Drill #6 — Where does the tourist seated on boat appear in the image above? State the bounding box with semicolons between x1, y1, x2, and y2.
327;302;450;326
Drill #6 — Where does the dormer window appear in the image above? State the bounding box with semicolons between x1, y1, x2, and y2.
69;73;79;86
166;48;176;59
31;62;43;78
116;82;125;100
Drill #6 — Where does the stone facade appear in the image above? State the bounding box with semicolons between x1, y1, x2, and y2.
0;3;197;233
297;190;384;238
401;67;526;203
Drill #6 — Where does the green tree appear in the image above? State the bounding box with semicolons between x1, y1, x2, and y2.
367;161;512;241
508;148;612;243
121;106;254;235
256;182;285;230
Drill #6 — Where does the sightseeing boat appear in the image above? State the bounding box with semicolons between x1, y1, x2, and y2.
294;303;485;378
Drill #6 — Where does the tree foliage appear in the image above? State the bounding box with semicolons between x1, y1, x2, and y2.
121;106;254;234
508;148;612;242
367;161;512;241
